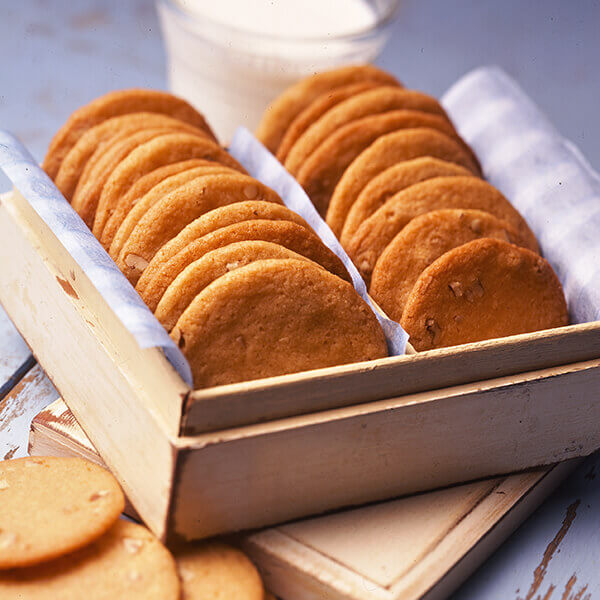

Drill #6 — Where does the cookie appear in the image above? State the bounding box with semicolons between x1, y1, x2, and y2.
134;201;314;297
71;127;191;227
43;88;216;179
109;163;237;260
370;209;530;321
347;176;539;283
54;113;209;202
173;259;388;388
0;456;124;569
284;87;460;176
155;240;314;332
295;110;473;217
93;132;246;245
400;238;568;351
137;219;350;312
174;542;264;600
340;158;473;245
256;64;399;153
117;176;283;283
276;81;380;162
326;128;484;237
0;521;180;600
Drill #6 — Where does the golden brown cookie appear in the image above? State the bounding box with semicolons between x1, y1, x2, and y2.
284;87;461;176
370;209;530;321
93;132;246;244
0;521;180;599
43;88;216;179
174;542;264;600
109;163;236;261
276;81;381;162
54;113;209;202
134;201;313;297
400;238;568;351
326;128;484;237
71;127;191;227
173;259;388;388
256;64;400;153
137;219;351;312
156;240;315;331
117;176;283;283
295;110;473;217
0;456;124;569
347;176;539;283
340;158;473;245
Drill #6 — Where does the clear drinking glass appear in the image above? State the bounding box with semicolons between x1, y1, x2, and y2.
157;0;400;143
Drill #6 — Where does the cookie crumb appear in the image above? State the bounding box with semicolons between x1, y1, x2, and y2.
124;253;149;273
0;478;9;490
0;531;17;549
89;489;110;502
448;281;463;298
425;318;440;342
123;538;144;554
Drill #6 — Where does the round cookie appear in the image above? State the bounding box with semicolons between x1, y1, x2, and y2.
0;456;124;569
54;113;209;201
137;219;351;312
173;259;388;388
134;201;314;296
284;87;460;176
295;110;473;217
71;127;191;227
174;542;264;600
43;88;216;179
155;240;315;332
340;158;473;245
109;164;236;260
93;132;246;244
0;521;180;600
370;209;530;321
117;176;283;283
326;128;483;237
276;81;380;162
400;238;568;351
347;176;539;283
256;64;400;153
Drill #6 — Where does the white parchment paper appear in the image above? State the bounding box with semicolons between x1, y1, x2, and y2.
442;66;600;323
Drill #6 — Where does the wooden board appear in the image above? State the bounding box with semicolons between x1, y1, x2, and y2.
29;399;576;600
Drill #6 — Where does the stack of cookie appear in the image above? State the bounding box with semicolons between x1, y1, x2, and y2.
0;456;269;599
258;66;569;349
44;89;388;387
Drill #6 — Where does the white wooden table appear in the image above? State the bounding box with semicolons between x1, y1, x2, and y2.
1;1;599;598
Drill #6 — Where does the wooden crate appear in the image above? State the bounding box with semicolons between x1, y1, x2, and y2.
1;186;599;542
30;399;577;600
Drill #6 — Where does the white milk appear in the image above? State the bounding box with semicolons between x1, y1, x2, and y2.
158;0;394;143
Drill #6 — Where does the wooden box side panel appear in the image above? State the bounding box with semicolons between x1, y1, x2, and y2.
183;321;600;434
0;191;188;434
172;359;600;539
0;197;179;538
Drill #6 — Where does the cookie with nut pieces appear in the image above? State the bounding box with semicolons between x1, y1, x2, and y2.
117;176;283;284
326;128;483;237
0;520;180;600
138;217;350;312
340;157;473;245
43;88;215;179
400;238;568;351
174;541;264;600
0;456;124;569
347;176;539;284
93;132;246;245
370;209;530;321
155;240;315;332
173;259;387;388
256;64;400;154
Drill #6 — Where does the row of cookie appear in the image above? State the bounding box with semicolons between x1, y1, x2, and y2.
0;456;268;600
43;90;388;388
258;67;568;348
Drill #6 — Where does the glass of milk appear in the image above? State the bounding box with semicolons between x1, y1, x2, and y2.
157;0;399;143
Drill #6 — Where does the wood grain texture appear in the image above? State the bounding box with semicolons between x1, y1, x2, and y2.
0;305;33;400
